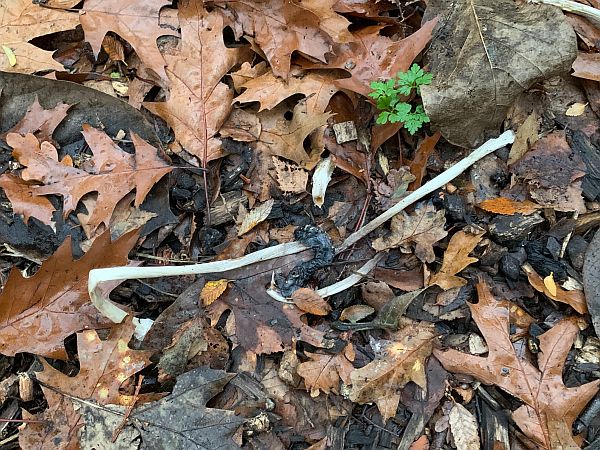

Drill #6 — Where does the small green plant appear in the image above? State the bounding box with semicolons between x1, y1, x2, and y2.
369;64;432;134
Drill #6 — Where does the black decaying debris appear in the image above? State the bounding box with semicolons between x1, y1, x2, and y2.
275;225;334;297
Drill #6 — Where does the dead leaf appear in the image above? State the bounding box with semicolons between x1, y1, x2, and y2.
434;282;600;449
272;157;308;193
3;96;71;143
512;131;586;212
8;125;172;230
213;0;352;78
291;288;332;316
348;322;437;422
566;102;587;117
0;174;55;226
297;344;354;396
339;305;375;323
428;230;484;290
144;4;245;166
201;279;230;306
522;264;587;314
421;0;576;147
408;132;441;190
238;199;274;236
0;231;138;359
80;0;178;83
449;403;480;450
372;201;447;263
543;272;558;296
477;197;541;215
572;52;600;82
36;317;152;406
19;388;81;450
0;0;79;73
236;67;340;114
507;112;540;165
131;367;244;449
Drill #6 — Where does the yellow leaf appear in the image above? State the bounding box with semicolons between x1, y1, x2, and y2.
200;279;230;306
2;46;16;67
565;102;587;117
544;272;558;296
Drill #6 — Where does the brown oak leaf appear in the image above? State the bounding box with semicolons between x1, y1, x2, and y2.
297;344;354;396
0;174;55;226
348;322;437;422
0;231;138;359
80;0;178;83
235;67;340;114
3;96;71;143
36;317;152;406
212;0;352;79
372;201;447;263
144;2;245;166
434;282;600;449
0;0;79;73
428;230;484;290
8;125;172;230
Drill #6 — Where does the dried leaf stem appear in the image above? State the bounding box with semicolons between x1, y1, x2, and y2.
89;131;514;322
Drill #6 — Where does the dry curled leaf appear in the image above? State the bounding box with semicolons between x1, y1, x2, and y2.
372;201;447;263
291;288;331;316
297;344;354;396
0;174;55;226
428;230;484;290
434;282;599;449
348;323;436;422
201;279;230;306
522;264;587;314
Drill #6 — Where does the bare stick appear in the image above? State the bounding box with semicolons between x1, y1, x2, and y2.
336;130;515;253
529;0;600;27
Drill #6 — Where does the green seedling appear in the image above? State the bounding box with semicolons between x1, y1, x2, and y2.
369;64;432;134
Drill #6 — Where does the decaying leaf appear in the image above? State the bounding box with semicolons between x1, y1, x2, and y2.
372;201;447;263
297;344;354;396
4;96;71;143
348;323;436;422
0;0;79;73
434;282;600;449
508;111;540;165
0;231;138;359
421;0;576;147
566;102;587;117
144;3;245;166
80;0;178;83
212;0;352;79
477;197;541;215
408;132;441;190
272;157;308;194
291;288;332;316
0;174;55;226
201;279;230;306
428;230;484;290
131;367;243;449
449;403;480;450
8;125;172;230
36;317;152;406
238;199;274;236
512;131;586;212
522;264;587;314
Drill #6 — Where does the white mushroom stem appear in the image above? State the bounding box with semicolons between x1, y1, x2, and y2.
529;0;600;26
89;130;515;322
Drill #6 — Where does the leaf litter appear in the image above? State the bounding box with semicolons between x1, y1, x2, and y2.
1;1;600;449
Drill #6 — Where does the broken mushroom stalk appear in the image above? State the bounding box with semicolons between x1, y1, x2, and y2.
89;130;516;323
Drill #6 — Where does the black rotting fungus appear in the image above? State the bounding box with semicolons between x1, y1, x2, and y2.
275;225;334;297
